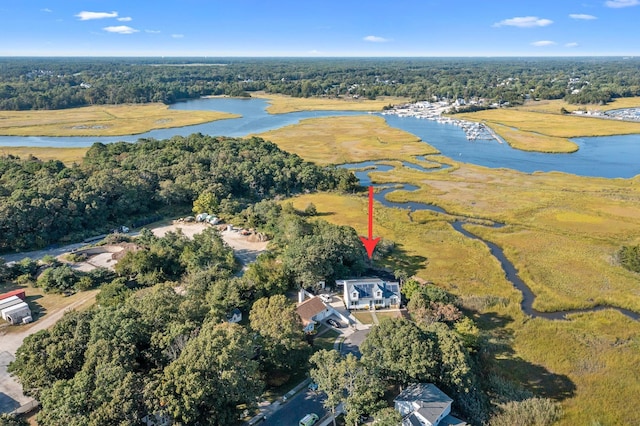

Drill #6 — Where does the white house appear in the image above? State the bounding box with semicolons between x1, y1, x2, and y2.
296;296;332;333
394;383;466;426
339;278;400;310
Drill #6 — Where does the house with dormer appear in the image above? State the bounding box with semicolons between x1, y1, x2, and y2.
339;278;400;310
394;383;467;426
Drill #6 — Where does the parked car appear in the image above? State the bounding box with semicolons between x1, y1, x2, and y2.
319;294;332;303
299;413;319;426
327;318;341;328
308;381;319;392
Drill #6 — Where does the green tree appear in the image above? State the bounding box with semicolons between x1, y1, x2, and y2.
96;279;132;307
249;295;310;373
360;318;438;385
0;414;28;426
310;350;346;426
192;191;219;214
372;408;402;426
310;350;384;426
9;310;94;399
156;322;263;425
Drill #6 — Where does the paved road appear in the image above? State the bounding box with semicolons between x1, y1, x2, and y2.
339;329;370;359
2;242;88;264
263;389;327;426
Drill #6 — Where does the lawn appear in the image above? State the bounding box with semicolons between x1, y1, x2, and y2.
251;92;409;114
374;311;403;321
271;113;640;424
352;311;375;325
0;283;98;336
313;328;340;352
0;103;238;136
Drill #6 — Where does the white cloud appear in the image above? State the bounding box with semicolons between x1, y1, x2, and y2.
363;35;389;42
171;34;184;38
103;25;139;34
41;8;52;13
117;17;132;22
531;40;556;46
569;13;597;19
145;29;161;34
565;42;579;47
605;0;640;7
76;11;118;20
493;16;553;28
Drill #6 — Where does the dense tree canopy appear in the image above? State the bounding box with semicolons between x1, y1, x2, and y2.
0;134;357;251
1;57;639;110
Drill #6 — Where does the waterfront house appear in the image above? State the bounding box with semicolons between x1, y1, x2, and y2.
339;278;400;310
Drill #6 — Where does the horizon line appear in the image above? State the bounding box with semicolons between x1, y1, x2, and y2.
0;54;638;59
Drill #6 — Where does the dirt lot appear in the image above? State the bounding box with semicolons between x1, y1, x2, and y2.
152;223;268;267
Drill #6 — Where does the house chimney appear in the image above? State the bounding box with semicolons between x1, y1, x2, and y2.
298;288;305;304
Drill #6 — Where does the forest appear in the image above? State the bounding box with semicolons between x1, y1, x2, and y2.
1;57;640;110
0;134;358;251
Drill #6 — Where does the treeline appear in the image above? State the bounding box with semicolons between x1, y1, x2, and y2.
0;134;358;251
2;57;640;110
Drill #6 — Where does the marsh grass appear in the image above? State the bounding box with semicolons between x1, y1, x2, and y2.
0;103;238;136
516;97;640;114
456;108;640;139
256;115;436;165
514;312;640;425
489;124;578;153
250;92;409;114
0;146;89;165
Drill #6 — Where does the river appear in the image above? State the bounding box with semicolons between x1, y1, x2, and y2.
2;97;639;320
0;97;639;178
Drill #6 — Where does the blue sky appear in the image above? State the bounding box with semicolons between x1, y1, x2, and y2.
1;0;639;56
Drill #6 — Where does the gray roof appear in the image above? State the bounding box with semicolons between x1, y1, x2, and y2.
395;383;453;426
440;414;467;426
404;413;423;426
346;280;399;299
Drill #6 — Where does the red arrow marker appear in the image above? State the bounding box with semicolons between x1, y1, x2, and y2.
360;186;380;259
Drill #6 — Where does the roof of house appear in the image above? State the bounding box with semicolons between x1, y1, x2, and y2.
395;383;453;426
440;414;467;426
346;280;400;299
296;297;328;325
0;289;26;301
